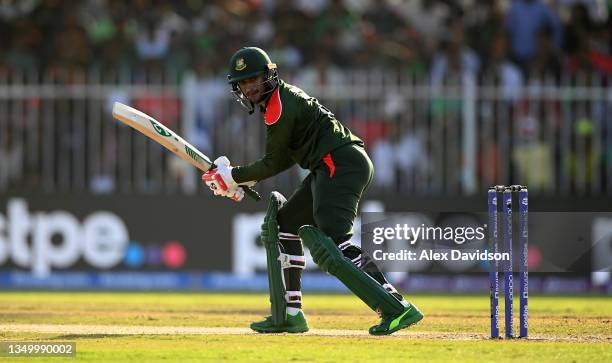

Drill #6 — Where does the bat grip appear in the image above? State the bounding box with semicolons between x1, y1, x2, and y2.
242;186;262;201
209;163;261;201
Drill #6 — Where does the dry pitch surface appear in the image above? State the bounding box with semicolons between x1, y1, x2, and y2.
0;292;610;362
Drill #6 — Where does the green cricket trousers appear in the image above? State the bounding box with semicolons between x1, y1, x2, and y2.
277;143;373;244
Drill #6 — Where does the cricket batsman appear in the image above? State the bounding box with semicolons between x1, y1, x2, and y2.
202;47;423;335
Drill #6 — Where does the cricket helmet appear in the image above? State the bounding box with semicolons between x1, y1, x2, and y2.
227;47;278;114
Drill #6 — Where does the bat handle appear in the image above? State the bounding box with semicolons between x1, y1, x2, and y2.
242;186;262;201
209;163;261;201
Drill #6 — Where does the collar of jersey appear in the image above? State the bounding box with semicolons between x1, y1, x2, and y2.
259;79;282;113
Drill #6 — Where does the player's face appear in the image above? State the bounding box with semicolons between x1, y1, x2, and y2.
238;74;267;104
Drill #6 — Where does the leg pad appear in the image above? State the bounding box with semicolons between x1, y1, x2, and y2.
261;191;287;326
298;225;404;316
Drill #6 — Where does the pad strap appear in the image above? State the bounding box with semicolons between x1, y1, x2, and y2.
383;283;398;294
338;240;363;267
285;290;302;304
337;241;353;250
279;253;306;270
279;232;301;240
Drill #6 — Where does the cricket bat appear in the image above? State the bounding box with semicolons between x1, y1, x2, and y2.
112;102;261;201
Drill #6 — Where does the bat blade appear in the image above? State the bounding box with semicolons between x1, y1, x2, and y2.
111;102;260;200
112;102;213;172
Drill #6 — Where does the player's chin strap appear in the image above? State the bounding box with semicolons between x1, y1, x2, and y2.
230;87;256;114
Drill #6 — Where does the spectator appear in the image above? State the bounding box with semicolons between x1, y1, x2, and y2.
565;22;612;75
294;52;345;94
0;0;38;21
399;0;451;55
295;0;329;16
5;18;41;71
371;138;396;189
430;18;480;88
395;128;429;190
527;26;562;78
249;9;275;44
512;107;553;191
47;10;91;83
505;0;563;70
182;54;226;157
565;118;600;193
80;0;117;46
92;27;133;74
481;33;523;100
558;0;608;23
134;19;171;61
268;33;303;72
466;0;506;64
563;3;593;55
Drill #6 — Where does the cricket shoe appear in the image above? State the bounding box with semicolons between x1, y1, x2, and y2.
368;303;423;336
250;311;309;333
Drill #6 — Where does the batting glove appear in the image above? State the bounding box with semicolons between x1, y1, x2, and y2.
202;156;243;202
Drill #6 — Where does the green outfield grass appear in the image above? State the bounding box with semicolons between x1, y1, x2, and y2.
0;292;610;362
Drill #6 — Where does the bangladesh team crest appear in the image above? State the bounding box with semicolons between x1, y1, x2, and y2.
235;58;246;71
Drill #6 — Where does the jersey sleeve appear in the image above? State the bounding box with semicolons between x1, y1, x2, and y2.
232;121;296;183
232;85;297;184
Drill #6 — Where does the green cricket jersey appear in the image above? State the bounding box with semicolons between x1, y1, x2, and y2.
231;80;363;183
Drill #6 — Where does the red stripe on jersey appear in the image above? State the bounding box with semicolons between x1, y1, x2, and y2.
264;87;282;125
323;153;335;178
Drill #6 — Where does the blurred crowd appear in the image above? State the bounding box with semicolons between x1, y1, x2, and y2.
0;0;611;82
1;0;611;196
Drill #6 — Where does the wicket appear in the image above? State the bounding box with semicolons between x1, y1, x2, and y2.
488;185;528;339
